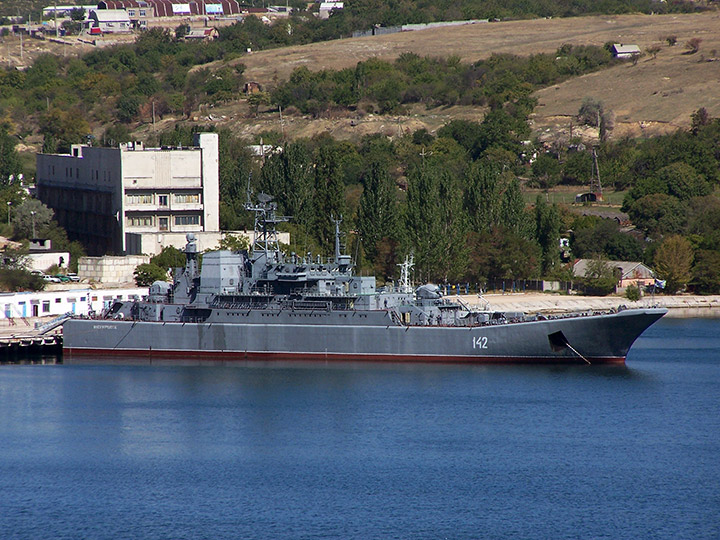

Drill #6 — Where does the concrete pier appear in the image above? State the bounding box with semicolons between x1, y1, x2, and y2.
460;293;720;317
0;316;63;361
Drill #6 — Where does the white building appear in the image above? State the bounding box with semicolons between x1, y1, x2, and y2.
0;287;146;319
318;1;343;19
36;133;220;256
87;9;132;33
611;43;641;58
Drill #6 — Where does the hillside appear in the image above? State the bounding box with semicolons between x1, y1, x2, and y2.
205;12;720;141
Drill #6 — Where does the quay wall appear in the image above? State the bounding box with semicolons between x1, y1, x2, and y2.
460;293;720;317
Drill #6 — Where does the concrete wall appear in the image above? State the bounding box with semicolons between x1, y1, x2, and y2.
23;252;71;272
196;132;220;231
125;230;291;256
78;255;150;284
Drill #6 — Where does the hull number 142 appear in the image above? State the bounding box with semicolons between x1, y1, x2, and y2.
473;336;488;349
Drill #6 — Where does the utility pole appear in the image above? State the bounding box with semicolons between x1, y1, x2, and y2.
55;1;59;38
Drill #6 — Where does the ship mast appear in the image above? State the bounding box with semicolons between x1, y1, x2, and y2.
397;254;415;294
332;215;343;264
244;192;289;264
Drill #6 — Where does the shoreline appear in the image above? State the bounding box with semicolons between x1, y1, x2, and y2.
458;293;720;318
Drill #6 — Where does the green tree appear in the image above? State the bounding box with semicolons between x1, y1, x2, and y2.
405;163;467;281
12;199;54;240
357;161;398;262
653;235;693;294
133;263;169;286
572;219;643;261
405;164;445;281
534;196;560;274
150;246;186;270
691;250;720;294
313;145;346;251
39;108;90;153
0;125;22;182
247;91;271;116
500;176;529;236
218;233;250;252
464;162;501;232
626;194;686;237
531;152;561;189
580;256;617;296
260;141;313;225
116;95;141;123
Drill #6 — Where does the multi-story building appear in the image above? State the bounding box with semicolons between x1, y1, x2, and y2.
36;133;219;256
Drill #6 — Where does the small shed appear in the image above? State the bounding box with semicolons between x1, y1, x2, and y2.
573;259;654;289
87;9;131;33
575;192;604;203
611;43;641;58
243;81;263;94
185;28;219;41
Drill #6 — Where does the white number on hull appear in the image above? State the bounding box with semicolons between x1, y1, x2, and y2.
473;336;488;349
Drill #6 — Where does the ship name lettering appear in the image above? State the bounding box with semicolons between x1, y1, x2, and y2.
473;336;488;349
93;324;118;330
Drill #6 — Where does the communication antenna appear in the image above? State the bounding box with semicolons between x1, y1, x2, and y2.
245;172;253;206
590;148;604;202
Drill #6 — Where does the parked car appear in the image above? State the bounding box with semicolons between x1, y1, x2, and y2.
43;275;61;283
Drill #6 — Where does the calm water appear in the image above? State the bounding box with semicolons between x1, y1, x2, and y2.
1;317;719;540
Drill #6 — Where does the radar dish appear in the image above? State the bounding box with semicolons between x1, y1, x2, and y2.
257;192;273;203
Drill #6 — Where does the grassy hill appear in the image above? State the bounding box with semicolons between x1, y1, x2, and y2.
211;12;719;141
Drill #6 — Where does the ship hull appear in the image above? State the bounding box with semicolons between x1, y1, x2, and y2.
62;308;666;365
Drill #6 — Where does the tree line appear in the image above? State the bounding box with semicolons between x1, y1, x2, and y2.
272;45;618;116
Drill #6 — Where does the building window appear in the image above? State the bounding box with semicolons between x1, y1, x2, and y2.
126;193;153;205
55;298;62;303
174;193;200;204
174;215;200;226
128;216;154;227
139;9;146;15
128;9;135;16
42;301;50;313
159;217;168;231
158;195;168;206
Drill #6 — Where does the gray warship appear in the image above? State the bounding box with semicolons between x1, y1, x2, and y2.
63;194;666;365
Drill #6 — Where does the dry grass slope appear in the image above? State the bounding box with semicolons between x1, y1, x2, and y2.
227;12;720;138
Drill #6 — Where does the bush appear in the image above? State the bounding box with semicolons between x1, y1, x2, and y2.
625;284;641;301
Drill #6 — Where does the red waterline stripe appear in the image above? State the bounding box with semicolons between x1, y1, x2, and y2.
63;348;626;365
